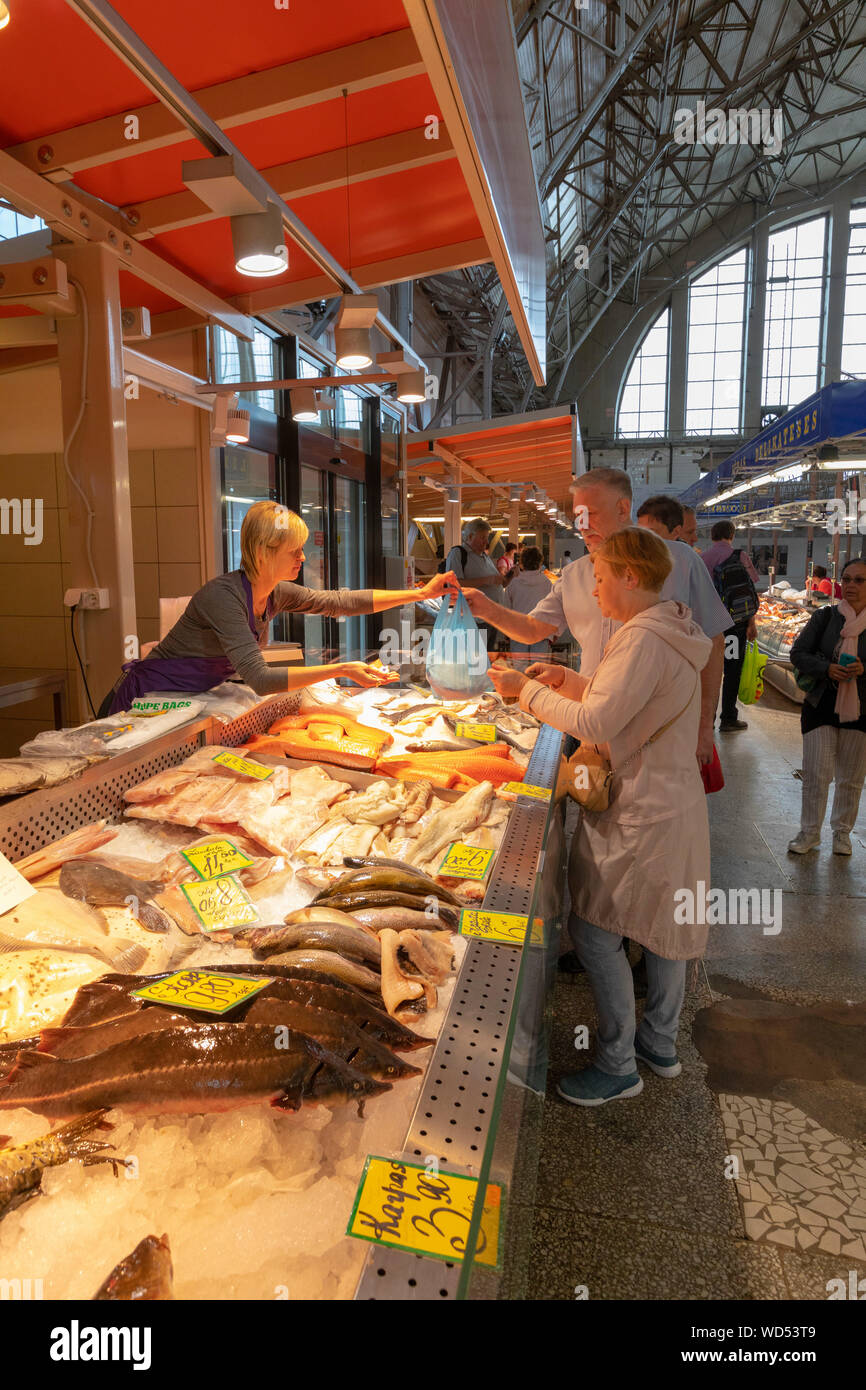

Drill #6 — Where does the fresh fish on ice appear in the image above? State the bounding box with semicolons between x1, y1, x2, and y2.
93;1233;174;1301
0;889;147;973
0;1111;121;1218
404;781;494;867
59;862;173;934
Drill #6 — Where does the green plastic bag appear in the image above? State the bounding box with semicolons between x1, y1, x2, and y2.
738;640;768;704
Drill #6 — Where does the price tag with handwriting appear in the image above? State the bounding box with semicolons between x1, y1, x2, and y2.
439;842;494;881
347;1156;501;1268
181;838;254;882
503;781;551;801
454;721;497;742
181;875;259;932
212;750;273;780
132;970;269;1014
459;908;544;947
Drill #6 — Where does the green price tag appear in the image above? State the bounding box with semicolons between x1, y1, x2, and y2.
181;838;254;882
439;842;494;881
180;875;259;932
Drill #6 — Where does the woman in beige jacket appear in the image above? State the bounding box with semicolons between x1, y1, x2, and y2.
490;527;711;1107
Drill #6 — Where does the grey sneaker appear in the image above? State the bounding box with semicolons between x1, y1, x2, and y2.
833;831;852;856
788;831;820;854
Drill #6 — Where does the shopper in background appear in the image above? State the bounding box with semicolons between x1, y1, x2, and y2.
488;527;712;1105
635;493;686;541
788;558;866;855
497;541;518;581
503;546;553;661
807;565;843;599
700;519;760;733
446;518;504;592
680;506;699;548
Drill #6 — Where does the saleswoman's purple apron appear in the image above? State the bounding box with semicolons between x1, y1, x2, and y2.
102;573;275;716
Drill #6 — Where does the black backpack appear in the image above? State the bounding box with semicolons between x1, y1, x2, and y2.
713;550;759;625
439;545;468;575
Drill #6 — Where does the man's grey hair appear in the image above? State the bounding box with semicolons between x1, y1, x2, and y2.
570;467;633;502
462;517;491;541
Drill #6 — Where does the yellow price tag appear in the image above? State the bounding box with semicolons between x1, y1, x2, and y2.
459;908;544;947
132;970;270;1014
347;1157;501;1268
454;721;497;742
181;875;259;932
439;842;494;881
181;838;254;881
212;750;273;780
503;781;551;801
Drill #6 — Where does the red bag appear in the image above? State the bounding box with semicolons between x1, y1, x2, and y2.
701;743;724;794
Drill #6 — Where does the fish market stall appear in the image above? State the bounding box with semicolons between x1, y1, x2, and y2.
0;682;564;1301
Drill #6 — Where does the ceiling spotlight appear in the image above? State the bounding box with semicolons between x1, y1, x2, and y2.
396;369;427;404
226;407;250;443
335;294;379;369
230;202;287;278
290;387;319;422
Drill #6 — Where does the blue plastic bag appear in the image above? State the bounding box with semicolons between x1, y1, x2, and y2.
425;593;490;699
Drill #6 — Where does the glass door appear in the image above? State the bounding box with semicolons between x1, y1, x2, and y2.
334;474;367;659
299;465;333;664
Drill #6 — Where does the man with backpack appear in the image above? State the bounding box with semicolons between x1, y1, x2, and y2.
701;520;760;732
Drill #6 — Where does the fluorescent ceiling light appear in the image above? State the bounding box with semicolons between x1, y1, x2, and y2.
819;458;866;469
225;407;250;443
230;203;287;278
707;460;809;507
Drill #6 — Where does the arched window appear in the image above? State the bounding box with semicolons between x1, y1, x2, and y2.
842;205;866;378
762;215;827;412
686;247;747;435
617;308;669;437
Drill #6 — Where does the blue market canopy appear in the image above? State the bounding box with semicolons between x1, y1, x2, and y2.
680;380;866;511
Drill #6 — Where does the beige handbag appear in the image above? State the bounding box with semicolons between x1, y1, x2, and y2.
567;678;698;812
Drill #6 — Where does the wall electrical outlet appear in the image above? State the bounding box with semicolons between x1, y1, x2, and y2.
79;588;110;610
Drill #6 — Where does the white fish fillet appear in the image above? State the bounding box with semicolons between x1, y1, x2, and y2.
404;782;494;867
0;949;108;1044
123;767;197;803
287;765;345;807
294;819;353;865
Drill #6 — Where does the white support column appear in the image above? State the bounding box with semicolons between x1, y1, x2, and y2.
822;194;849;386
56;242;136;717
743;218;769;434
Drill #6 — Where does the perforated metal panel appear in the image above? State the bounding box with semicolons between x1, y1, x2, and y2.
355;723;563;1300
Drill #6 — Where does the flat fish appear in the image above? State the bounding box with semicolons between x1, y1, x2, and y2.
0;1024;391;1119
0;890;147;974
240;922;381;967
59;863;172;934
262;950;382;994
0;950;111;1046
93;1233;174;1301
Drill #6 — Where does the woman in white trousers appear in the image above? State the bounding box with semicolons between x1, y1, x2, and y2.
789;558;866;855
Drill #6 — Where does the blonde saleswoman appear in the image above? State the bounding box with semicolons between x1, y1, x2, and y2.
489;527;712;1107
99;500;457;715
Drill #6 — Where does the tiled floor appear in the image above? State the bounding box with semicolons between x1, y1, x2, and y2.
520;699;866;1300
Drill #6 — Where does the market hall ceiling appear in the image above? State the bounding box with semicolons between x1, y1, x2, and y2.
0;0;546;381
421;0;866;416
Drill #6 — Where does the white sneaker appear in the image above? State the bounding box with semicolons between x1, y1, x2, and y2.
832;831;852;856
788;831;820;854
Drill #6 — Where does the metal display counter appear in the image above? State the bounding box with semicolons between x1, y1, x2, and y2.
0;694;565;1303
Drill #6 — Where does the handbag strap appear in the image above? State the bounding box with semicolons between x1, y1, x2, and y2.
615;673;700;773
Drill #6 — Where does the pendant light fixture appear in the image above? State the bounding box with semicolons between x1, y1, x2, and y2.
0;4;10;30
226;407;250;443
376;349;426;403
290;387;336;423
230;202;287;278
335;293;378;370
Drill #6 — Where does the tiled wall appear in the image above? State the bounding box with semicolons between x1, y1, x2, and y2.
0;446;203;756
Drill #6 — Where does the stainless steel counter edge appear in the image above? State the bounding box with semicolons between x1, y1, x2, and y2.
354;722;563;1301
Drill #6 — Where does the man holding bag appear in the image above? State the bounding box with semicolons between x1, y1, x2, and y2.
700;520;760;732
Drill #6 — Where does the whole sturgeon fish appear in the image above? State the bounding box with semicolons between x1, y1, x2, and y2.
244;997;421;1081
59;862;173;934
0;1024;390;1119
